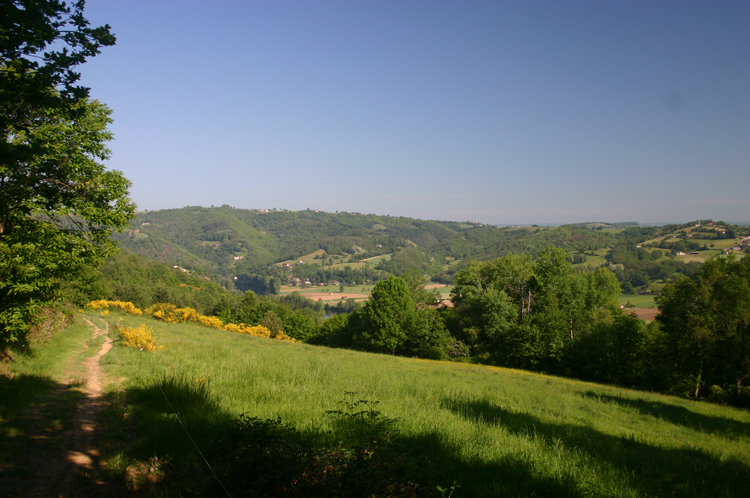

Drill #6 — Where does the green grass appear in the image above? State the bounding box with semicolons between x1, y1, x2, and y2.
282;283;373;294
95;310;750;497
277;249;326;266
617;294;656;308
435;284;453;299
709;239;740;249
0;314;95;483
1;314;94;383
361;253;392;264
278;249;396;272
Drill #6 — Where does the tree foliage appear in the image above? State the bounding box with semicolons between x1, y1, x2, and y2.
656;255;750;403
355;276;415;355
1;1;133;342
450;248;622;370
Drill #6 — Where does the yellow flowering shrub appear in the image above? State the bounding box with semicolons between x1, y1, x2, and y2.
197;315;224;329
93;301;295;344
222;322;294;342
146;303;207;324
146;303;181;322
87;299;109;310
224;322;271;338
87;300;143;315
120;324;163;352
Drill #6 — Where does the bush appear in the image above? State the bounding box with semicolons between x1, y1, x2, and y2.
119;324;163;352
211;394;447;497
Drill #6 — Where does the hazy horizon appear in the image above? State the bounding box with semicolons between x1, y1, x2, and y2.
132;204;750;228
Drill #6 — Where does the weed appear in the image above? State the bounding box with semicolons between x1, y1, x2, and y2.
211;397;446;497
68;376;85;388
326;391;397;460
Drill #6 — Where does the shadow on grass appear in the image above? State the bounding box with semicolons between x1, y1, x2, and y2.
109;377;593;498
99;374;234;494
0;373;59;413
578;390;750;440
393;431;587;498
0;374;93;496
441;395;749;498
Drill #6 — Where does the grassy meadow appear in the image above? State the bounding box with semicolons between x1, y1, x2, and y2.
77;309;750;497
617;294;657;308
277;249;393;273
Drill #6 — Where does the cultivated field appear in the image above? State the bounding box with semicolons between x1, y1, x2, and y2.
617;294;657;308
281;283;452;302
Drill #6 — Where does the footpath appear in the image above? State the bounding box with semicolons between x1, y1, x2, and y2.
1;318;128;497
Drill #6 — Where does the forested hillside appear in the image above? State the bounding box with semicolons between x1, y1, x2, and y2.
113;207;748;294
62;250;233;313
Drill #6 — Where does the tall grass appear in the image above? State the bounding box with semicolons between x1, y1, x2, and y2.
100;310;750;497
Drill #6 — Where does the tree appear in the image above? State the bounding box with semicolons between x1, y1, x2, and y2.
405;306;453;360
260;309;284;338
656;255;750;402
450;248;621;370
1;1;132;343
401;268;441;307
355;276;415;355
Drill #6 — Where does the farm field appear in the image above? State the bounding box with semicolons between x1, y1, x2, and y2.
280;283;452;302
276;249;326;266
617;294;656;308
361;253;392;264
10;309;743;497
277;249;391;271
572;249;607;269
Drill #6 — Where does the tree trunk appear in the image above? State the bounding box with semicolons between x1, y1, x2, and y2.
694;370;702;398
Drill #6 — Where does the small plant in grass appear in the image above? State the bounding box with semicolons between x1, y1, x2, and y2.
437;482;462;498
326;391;397;460
68;376;85;387
120;324;163;352
211;394;449;497
125;456;165;492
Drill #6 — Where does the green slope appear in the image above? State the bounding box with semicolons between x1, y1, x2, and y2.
114;207;636;280
92;309;750;497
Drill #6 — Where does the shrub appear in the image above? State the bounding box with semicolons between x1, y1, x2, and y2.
119;324;163;352
211;394;446;497
87;300;143;316
223;322;295;342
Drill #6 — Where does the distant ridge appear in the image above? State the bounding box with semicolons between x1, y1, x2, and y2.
114;206;629;283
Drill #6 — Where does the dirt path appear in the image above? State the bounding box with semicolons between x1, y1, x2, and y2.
15;318;118;497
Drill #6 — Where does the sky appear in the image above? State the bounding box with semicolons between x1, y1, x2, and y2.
78;0;750;225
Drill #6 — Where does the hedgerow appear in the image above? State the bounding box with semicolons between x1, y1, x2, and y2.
87;300;295;342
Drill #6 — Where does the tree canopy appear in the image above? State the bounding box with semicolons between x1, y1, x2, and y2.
1;1;133;342
656;255;750;400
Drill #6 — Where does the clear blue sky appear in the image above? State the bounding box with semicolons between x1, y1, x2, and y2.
79;0;750;225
